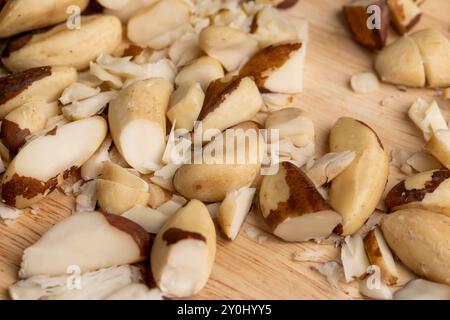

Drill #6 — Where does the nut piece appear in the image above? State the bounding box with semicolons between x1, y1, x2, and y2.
122;205;169;234
426;130;450;169
359;278;393;300
173;122;263;202
350;72;380;94
393;279;450;300
151;199;216;298
239;41;306;94
264;108;315;144
18;212;150;278
167;81;205;131
81;136;112;181
97;180;150;215
341;235;370;282
1;116;108;208
2;15;123;72
306;151;356;187
343;0;390;50
102;161;148;192
62;91;117;121
127;0;190;49
218;187;256;241
198;76;263;136
387;0;422;35
375;35;425;87
408;99;447;141
385;169;450;216
0;66;77;119
410;28;450;88
147;182;172;209
255;0;299;9
199;25;259;72
381;209;450;285
259;162;342;242
329;118;389;235
175;56;224;92
108;78;172;174
0;0;90;38
364;227;399;285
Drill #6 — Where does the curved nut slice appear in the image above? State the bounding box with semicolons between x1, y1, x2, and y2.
240;41;306;94
19;212;150;278
0;0;90;38
307;151;356;187
259;162;342;242
385;169;450;216
97;179;150;215
108;78;172;174
364;227;399;285
375;35;425;87
151;200;216;298
1;116;108;208
0;66;77;119
102;161;148;192
2;15;123;72
175;56;224;92
381;209;450;285
426;130;450;169
199;25;259;72
410;28;450;88
329;118;389;235
393;279;450;300
199;76;263;136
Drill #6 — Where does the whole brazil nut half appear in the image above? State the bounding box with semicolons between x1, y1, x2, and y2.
18;211;150;279
239;41;306;94
381;209;450;285
259;162;342;242
328;117;389;235
0;0;89;38
1;116;108;208
385;169;450;216
151;200;216;298
2;15;123;72
0;66;77;118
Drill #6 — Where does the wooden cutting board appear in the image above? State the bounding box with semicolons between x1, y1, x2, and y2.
1;0;449;300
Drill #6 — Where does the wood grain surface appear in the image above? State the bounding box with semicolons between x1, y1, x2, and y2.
1;0;449;300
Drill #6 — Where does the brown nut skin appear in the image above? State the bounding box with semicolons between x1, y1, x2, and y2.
0;119;30;154
343;0;390;50
385;169;450;216
381;209;450;285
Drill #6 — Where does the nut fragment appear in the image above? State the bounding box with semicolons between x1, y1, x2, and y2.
264;108;314;145
329;118;389;235
175;56;224;91
381;209;450;285
240;41;306;94
387;0;422;35
259;162;342;242
127;0;190;49
122;205;169;234
81;136;112;181
255;0;299;9
199;25;259;72
343;0;390;50
0;0;90;38
426;130;450;169
385;169;450;216
0;66;77;119
306;151;356;187
108;78;172;174
2;15;123;72
408;98;447;141
364;228;399;285
350;72;380;94
101;161;148;192
218;187;256;241
341;234;370;282
151;200;216;298
1;116;108;208
359;278;393;300
393;279;450;300
19;212;150;278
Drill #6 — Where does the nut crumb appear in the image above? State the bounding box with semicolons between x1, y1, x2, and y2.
395;85;407;92
380;96;395;107
293;250;324;262
350;72;380;94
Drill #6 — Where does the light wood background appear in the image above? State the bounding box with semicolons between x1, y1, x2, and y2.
1;0;449;300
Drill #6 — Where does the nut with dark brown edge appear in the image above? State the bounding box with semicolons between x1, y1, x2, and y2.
0;0;90;38
18;211;150;278
381;209;450;285
329;117;389;235
387;0;421;35
259;162;342;242
385;169;450;216
1;116;108;208
0;66;77;119
343;0;390;50
151;200;216;298
239;41;306;94
2;15;122;72
363;227;399;285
